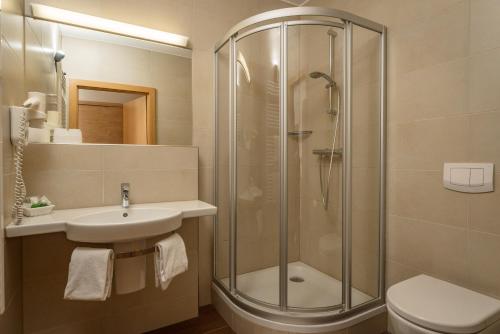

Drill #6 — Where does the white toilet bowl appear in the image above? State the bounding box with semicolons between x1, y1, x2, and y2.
387;275;500;334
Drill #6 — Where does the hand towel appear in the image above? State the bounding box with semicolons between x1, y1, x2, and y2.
64;247;114;301
154;233;188;290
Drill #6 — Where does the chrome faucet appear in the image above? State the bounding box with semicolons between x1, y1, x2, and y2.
121;183;130;208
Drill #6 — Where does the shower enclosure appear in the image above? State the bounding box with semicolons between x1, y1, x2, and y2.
213;7;386;330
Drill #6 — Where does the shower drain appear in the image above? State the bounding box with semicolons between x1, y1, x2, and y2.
289;276;305;283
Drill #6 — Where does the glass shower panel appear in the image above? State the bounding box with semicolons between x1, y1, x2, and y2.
235;27;281;306
287;24;344;309
350;25;381;307
215;43;230;287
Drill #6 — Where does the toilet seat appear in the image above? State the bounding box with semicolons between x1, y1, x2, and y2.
387;306;442;334
387;275;500;334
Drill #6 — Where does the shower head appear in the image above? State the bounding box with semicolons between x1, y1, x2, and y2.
309;71;335;88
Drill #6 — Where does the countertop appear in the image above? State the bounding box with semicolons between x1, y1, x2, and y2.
5;200;217;238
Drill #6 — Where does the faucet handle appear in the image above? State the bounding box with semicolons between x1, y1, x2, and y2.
121;183;130;192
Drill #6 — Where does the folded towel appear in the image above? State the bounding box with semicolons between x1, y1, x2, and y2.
64;247;114;301
154;233;188;290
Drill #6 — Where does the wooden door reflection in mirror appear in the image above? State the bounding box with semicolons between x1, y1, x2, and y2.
69;80;156;144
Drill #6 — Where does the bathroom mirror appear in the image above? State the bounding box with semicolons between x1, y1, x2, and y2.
24;17;192;145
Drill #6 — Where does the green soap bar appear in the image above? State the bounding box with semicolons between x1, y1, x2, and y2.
31;202;48;208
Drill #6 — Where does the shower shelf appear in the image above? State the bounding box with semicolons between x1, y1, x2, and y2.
312;148;343;157
288;130;313;137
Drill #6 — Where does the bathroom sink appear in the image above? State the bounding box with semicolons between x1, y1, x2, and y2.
66;207;182;243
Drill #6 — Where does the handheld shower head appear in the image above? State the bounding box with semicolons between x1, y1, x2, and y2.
309;71;335;88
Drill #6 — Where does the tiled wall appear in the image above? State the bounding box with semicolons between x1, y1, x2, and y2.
0;0;28;332
23;144;198;209
20;144;200;333
61;36;192;145
309;0;500;300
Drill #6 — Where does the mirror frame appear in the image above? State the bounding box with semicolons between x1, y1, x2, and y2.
69;79;157;144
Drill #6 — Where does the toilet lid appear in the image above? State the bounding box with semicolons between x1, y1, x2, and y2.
387;275;500;334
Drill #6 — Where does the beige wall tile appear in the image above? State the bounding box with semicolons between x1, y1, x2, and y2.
24;144;103;172
469;173;500;236
1;37;24;107
193;128;213;169
158;120;194;146
468;231;500;299
468;48;500;114
23;144;199;210
24;170;104;210
198;216;214;306
385;260;420;289
101;145;197;171
469;111;500;166
390;58;468;124
470;0;500;54
387;215;468;286
103;169;198;205
389;170;468;228
389;116;469;171
390;0;468;76
1;12;24;56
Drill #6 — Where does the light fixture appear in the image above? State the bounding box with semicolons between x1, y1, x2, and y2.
31;4;189;48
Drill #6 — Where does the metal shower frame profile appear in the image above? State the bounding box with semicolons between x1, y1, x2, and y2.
212;6;387;327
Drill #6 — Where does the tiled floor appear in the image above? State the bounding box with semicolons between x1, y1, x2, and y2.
146;305;234;334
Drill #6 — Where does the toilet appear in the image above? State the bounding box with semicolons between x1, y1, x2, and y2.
387;275;500;334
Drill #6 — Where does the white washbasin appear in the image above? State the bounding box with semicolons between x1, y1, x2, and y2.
66;207;182;243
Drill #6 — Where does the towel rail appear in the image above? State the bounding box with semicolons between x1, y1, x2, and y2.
115;246;155;259
114;231;175;259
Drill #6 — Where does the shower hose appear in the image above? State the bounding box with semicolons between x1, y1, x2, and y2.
319;85;341;210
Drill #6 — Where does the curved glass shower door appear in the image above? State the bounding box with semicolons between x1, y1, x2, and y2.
213;7;387;325
286;23;345;310
234;26;282;306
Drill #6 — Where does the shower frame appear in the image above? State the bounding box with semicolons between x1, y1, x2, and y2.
213;6;387;328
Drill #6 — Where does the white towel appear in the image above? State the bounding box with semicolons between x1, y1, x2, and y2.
64;247;114;301
154;233;188;290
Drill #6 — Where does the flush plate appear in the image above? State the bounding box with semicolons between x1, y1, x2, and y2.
443;163;494;193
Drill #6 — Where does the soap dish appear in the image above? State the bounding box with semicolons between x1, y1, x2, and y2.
23;204;55;217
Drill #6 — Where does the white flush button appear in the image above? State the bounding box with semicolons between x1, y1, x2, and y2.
444;163;494;193
469;168;484;187
450;168;469;186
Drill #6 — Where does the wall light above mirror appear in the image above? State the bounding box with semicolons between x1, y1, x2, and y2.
31;4;189;48
25;7;192;145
